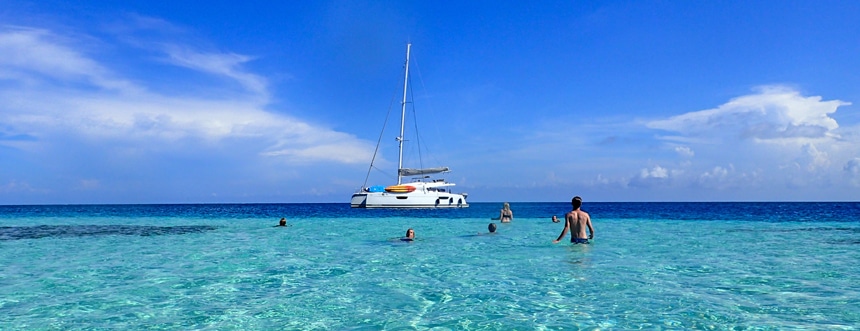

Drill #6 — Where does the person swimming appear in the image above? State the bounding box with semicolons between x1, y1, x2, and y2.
401;228;415;241
274;218;287;227
473;223;498;236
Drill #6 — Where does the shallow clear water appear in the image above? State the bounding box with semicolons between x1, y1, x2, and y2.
1;203;858;330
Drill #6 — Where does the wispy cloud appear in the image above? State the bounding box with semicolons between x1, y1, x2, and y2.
0;26;139;92
0;25;373;166
163;46;268;96
102;15;268;97
695;164;753;189
674;146;694;157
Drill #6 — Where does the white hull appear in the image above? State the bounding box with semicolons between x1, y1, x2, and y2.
351;191;468;208
351;43;470;209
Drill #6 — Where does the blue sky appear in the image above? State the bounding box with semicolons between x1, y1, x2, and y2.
2;1;859;204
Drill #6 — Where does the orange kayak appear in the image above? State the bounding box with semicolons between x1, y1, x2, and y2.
384;185;416;193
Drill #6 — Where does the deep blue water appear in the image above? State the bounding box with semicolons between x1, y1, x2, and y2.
1;202;858;329
3;201;857;221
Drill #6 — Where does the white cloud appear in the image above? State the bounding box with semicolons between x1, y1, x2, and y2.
587;173;629;188
639;86;860;192
698;165;731;188
647;86;849;144
674;146;694;157
700;165;729;180
798;143;830;172
695;164;763;190
262;142;375;164
0;26;374;165
844;158;860;186
845;158;860;174
624;165;677;189
0;27;139;92
164;46;268;96
640;165;668;179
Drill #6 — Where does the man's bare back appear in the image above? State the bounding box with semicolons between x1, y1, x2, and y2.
566;209;593;242
553;196;594;244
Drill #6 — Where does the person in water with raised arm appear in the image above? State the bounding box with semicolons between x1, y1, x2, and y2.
553;196;594;244
499;202;513;223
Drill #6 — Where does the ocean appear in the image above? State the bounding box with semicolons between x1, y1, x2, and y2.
1;202;858;330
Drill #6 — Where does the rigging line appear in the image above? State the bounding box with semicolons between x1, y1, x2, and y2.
407;73;425;172
410;54;426;173
407;52;445;171
361;81;401;188
369;164;397;182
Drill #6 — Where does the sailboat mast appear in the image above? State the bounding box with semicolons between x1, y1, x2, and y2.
396;43;411;185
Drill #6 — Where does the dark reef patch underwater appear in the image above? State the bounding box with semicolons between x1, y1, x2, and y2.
0;225;219;241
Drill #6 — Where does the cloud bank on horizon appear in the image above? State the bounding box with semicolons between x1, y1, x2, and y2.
630;86;857;195
1;2;859;203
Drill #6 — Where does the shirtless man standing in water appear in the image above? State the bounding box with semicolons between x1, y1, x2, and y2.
553;196;594;244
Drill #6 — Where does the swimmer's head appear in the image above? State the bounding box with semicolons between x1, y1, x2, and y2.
279;218;287;226
406;228;415;238
488;223;497;233
571;196;582;209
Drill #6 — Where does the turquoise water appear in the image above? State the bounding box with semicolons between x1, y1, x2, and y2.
1;203;859;330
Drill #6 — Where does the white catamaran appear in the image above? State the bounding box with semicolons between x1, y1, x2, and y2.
350;44;469;208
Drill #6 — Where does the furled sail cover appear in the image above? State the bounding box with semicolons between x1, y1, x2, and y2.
399;167;450;176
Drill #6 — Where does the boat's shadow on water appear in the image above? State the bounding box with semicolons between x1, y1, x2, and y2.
0;225;219;240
